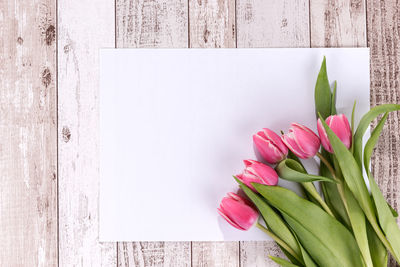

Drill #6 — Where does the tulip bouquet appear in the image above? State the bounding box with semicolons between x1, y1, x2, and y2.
218;57;400;267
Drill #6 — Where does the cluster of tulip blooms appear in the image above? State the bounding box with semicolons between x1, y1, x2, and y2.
217;58;400;267
218;116;350;230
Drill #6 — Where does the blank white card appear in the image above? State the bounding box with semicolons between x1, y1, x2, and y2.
99;48;370;241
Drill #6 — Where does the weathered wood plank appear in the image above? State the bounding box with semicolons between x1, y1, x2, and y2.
235;1;310;266
116;0;188;48
188;0;239;266
240;242;285;267
57;0;117;265
366;0;400;266
115;1;191;265
191;242;239;267
0;0;57;266
188;0;236;48
236;0;310;48
310;0;366;47
118;242;191;267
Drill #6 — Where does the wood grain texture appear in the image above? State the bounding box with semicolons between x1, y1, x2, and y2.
367;0;400;265
236;0;310;48
240;242;286;267
188;1;239;266
0;0;57;266
191;242;239;267
188;0;236;48
118;242;191;267
310;0;367;47
57;0;117;265
236;1;310;265
116;1;191;266
116;0;188;48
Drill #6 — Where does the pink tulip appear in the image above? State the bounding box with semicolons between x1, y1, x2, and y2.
236;160;278;191
217;192;259;230
253;128;288;164
317;114;352;153
281;123;321;159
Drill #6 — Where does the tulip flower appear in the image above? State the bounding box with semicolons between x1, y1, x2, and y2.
281;123;321;159
253;128;288;164
217;192;259;230
317;114;352;153
236;160;278;191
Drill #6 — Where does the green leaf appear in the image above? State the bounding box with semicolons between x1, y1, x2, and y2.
321;181;351;228
234;177;303;263
276;159;335;183
389;204;398;217
364;112;400;262
350;101;356;153
319;150;351;227
293;231;318;267
276;156;336;216
253;184;364;267
320;153;351;227
269;256;300;267
330;81;337;115
353;104;400;167
314;56;332;120
278;245;303;266
318;114;376;223
343;184;373;267
367;220;388;267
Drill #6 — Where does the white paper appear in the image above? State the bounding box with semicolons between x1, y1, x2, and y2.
99;48;370;241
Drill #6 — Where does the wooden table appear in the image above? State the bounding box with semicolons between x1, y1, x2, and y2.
1;0;399;266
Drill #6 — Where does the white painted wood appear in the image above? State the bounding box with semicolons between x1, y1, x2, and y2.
191;242;239;267
310;0;367;47
116;0;188;48
189;0;236;48
118;242;191;267
0;0;57;265
236;0;310;48
57;0;117;265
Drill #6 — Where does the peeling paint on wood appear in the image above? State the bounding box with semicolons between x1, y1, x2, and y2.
0;0;57;266
57;0;117;265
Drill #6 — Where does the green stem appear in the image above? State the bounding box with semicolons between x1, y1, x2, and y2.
316;152;350;212
368;216;399;263
301;182;335;218
256;223;303;264
317;153;400;263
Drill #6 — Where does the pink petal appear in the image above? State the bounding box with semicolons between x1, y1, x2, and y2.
236;172;261;191
317;118;333;153
217;207;245;230
246;162;278;186
282;132;309;159
253;134;285;163
219;197;258;230
291;124;320;158
243;159;256;167
263;128;288;155
329;114;352;149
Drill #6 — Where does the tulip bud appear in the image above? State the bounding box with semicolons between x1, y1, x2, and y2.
253;128;288;164
281;123;321;159
236;160;278;191
217;192;259;231
317;114;352;153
